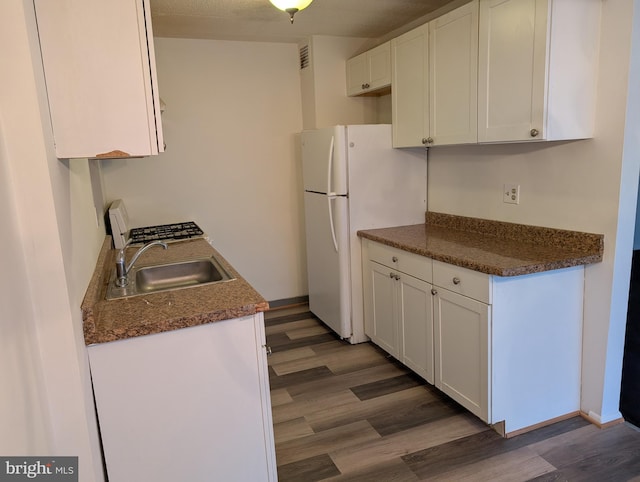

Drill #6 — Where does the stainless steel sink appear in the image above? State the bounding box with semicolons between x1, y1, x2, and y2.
106;256;234;300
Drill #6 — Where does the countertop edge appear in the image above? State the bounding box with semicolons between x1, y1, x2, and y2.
84;300;270;346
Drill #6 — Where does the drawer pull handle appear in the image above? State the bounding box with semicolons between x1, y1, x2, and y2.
392;256;398;263
431;288;438;295
452;277;461;285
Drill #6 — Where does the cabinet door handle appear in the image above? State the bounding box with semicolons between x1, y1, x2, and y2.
395;274;401;281
452;277;461;285
392;256;398;263
431;288;438;295
530;128;539;137
389;272;395;278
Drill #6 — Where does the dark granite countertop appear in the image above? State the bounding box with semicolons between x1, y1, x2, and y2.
81;237;269;345
357;212;604;277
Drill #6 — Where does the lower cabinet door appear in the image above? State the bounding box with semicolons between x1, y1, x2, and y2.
398;273;434;384
434;287;491;422
366;260;400;358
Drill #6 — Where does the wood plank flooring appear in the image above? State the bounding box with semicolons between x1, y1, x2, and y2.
265;306;640;481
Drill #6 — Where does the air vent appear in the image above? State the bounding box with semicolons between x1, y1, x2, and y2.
299;44;309;70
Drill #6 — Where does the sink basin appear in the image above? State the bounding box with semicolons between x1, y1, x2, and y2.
106;256;234;300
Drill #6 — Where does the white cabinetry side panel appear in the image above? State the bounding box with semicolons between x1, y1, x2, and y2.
491;266;583;433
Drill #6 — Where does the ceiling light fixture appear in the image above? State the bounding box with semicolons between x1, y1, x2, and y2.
269;0;313;23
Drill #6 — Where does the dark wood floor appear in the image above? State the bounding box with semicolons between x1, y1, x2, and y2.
265;306;640;482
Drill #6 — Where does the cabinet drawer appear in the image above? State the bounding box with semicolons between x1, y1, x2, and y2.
367;241;432;282
433;260;491;304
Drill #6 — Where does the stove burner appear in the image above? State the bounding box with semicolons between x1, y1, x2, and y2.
129;221;204;244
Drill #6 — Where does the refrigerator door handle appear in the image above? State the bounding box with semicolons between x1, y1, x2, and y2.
326;135;336;196
327;195;339;253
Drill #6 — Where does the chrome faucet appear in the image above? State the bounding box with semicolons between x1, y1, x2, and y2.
115;240;168;287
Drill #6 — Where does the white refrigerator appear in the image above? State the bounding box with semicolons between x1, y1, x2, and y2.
301;124;427;344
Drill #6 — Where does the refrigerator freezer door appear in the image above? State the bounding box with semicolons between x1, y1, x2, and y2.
301;126;348;195
303;191;351;338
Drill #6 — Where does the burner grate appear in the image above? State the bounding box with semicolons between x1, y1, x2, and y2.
129;221;204;244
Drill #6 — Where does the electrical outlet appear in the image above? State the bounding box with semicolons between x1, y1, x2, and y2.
503;184;520;204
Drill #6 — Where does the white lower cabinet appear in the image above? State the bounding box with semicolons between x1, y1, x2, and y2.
88;313;277;482
400;274;435;383
433;283;491;422
363;241;434;384
363;239;584;435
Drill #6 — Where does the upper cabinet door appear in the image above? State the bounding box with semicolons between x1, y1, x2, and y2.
346;42;391;96
477;0;547;142
346;52;369;96
391;24;429;148
478;0;600;143
392;1;479;148
429;0;479;145
34;0;165;159
367;42;392;91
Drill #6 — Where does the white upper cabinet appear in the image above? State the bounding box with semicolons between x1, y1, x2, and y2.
429;1;479;146
346;42;391;96
391;24;429;148
34;0;165;159
477;0;601;143
392;1;478;148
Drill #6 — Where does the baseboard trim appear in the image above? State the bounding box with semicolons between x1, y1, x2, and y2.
492;411;583;439
580;411;625;429
502;411;581;438
267;296;309;311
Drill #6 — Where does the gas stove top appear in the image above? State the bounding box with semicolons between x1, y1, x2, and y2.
129;221;204;244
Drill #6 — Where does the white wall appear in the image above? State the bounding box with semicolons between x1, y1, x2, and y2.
301;36;378;129
102;38;307;301
0;110;50;455
300;35;392;130
427;0;639;423
0;0;105;479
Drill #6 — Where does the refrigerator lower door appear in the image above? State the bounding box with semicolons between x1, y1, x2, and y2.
303;191;351;339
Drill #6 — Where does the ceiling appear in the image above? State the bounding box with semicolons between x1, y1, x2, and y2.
149;0;460;43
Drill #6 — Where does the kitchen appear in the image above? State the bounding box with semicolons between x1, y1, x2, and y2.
2;0;640;481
